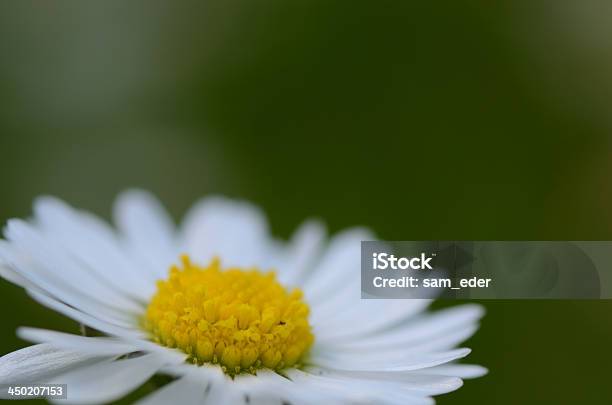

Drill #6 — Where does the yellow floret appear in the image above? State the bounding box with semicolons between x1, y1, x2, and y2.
143;255;314;376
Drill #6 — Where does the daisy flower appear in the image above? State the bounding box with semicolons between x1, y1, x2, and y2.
0;190;486;404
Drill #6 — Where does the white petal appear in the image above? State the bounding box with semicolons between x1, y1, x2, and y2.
313;298;431;344
418;364;488;379
49;353;171;405
17;327;141;356
181;197;270;267
157;362;221;378
234;370;332;404
34;196;153;300
276;220;326;286
313;326;478;368
27;289;145;339
320;304;484;350
202;377;244;404
303;367;464;396
0;246;138;330
1;222;143;322
135;376;207;405
384;324;479;355
0;344;105;385
287;369;434;405
303;228;372;300
309;348;471;372
0;261;34;288
114;189;178;279
137;365;232;405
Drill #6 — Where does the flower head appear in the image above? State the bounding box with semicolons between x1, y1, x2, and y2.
0;190;486;404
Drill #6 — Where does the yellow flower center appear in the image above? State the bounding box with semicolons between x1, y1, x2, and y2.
143;255;314;376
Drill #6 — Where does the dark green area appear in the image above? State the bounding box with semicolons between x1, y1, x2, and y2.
1;1;611;403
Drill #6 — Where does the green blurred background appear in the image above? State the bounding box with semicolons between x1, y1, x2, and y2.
1;1;612;403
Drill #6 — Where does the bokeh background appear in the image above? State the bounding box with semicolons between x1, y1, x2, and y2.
1;1;612;403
